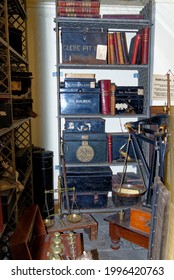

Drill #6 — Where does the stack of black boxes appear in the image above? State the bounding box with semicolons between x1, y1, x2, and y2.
60;75;112;210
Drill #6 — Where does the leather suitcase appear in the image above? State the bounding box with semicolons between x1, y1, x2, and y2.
66;166;112;192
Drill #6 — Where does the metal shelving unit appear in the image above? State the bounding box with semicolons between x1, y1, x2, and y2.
56;0;152;168
0;0;33;259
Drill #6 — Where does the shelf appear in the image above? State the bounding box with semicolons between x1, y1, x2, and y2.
65;162;137;168
58;63;148;70
0;118;31;136
56;17;150;30
60;114;147;118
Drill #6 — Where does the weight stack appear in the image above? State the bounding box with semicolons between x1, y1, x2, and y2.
32;149;54;219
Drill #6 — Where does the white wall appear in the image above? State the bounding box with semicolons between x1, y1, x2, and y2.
27;1;59;188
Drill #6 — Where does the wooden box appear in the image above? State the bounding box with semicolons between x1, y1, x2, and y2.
130;206;151;234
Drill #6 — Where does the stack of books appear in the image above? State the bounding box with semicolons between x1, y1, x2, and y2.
57;0;101;18
107;27;150;65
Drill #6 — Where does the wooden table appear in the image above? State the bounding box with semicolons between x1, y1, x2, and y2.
104;210;149;250
47;214;98;241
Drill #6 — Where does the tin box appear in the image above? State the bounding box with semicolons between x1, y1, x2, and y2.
63;132;107;163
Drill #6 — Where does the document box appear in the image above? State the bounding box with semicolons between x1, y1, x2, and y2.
66;166;112;192
63;132;107;163
61;28;107;64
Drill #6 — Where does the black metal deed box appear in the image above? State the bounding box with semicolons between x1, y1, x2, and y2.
64;118;105;133
61;28;107;64
63;132;107;163
66;166;112;192
60;89;100;115
63;191;108;209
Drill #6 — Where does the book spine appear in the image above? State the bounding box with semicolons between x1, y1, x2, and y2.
111;83;116;115
57;1;100;8
58;6;100;14
107;134;112;163
120;32;129;64
108;33;115;65
116;32;124;64
58;12;101;17
131;33;141;64
100;79;111;115
113;32;120;64
141;27;150;64
107;33;111;64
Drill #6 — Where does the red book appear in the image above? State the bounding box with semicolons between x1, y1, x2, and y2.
58;12;101;17
141;27;150;64
103;14;144;19
107;134;112;163
100;79;111;115
113;32;120;64
129;33;141;64
58;6;100;14
57;1;100;8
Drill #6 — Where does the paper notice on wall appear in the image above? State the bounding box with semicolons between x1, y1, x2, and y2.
152;74;174;103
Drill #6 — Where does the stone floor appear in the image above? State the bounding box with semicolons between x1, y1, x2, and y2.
75;212;148;260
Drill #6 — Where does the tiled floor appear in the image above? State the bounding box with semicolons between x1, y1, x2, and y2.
76;212;148;260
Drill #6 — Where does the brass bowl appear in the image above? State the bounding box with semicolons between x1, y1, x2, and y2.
43;218;55;228
113;184;146;198
67;213;82;223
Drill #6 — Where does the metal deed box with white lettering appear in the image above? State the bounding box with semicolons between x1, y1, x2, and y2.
60;90;100;115
61;28;107;64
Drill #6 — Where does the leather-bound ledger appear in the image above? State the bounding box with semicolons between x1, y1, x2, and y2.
113;32;120;64
100;79;111;115
107;134;112;163
111;83;116;115
58;7;100;14
129;33;141;64
120;32;129;64
58;1;100;8
141;27;150;64
108;33;115;64
116;32;124;64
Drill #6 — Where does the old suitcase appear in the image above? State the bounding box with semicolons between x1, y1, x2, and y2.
64;118;105;133
66;166;112;192
63;132;107;163
60;88;100;115
0;100;12;128
61;27;107;64
63;191;108;209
